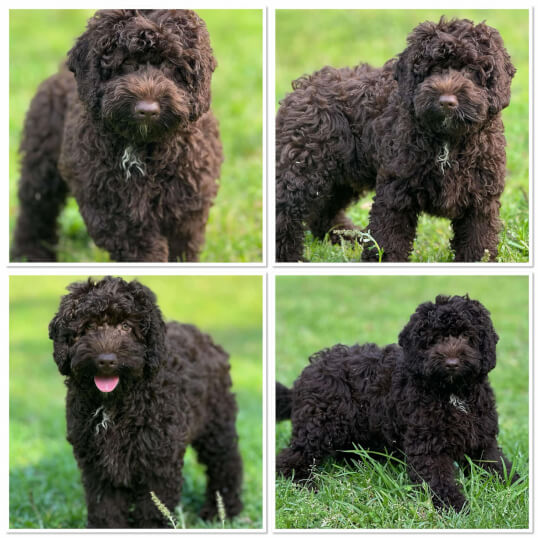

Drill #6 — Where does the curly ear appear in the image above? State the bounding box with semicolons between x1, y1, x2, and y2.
393;20;438;108
161;10;216;121
393;48;417;108
48;312;71;376
466;297;498;374
67;10;135;114
127;280;166;376
476;23;516;115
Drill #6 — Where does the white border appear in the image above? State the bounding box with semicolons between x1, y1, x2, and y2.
5;3;536;538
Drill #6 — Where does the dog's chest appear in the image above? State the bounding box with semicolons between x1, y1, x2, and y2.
439;395;484;452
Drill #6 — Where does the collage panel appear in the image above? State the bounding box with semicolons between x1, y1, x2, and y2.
9;9;263;263
275;275;528;529
275;9;529;263
9;275;263;529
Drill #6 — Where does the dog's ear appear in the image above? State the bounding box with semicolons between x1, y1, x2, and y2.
127;280;166;376
49;310;72;376
67;10;134;114
394;20;439;108
393;48;417;108
161;10;216;121
48;279;98;376
473;22;516;115
465;297;499;374
397;300;436;367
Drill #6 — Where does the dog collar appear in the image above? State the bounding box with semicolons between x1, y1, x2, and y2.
449;394;469;414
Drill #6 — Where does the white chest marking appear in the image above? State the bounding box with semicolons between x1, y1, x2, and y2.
93;406;113;434
449;394;469;414
120;146;146;179
436;143;452;175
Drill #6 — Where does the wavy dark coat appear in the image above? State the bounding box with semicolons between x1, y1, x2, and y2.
275;18;515;262
49;277;242;528
12;10;221;262
276;295;519;511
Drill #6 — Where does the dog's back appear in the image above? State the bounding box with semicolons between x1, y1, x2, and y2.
276;342;400;422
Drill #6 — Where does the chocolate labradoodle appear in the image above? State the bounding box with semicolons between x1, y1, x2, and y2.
49;277;242;528
12;10;222;262
276;18;515;262
276;295;519;511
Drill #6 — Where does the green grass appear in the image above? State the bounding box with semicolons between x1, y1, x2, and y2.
9;10;263;262
275;276;528;529
10;276;263;529
276;10;529;262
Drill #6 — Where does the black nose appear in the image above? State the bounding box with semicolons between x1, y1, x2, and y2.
445;357;460;368
134;100;160;119
97;353;117;368
439;94;458;109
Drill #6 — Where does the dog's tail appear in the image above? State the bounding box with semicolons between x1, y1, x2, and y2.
276;382;292;421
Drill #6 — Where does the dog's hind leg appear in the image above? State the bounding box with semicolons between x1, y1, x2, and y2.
307;184;361;244
276;397;354;483
11;74;71;262
192;401;243;520
276;81;356;262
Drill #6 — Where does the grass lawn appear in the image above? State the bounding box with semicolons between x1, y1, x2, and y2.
10;275;263;529
9;9;263;262
276;10;529;262
275;276;528;529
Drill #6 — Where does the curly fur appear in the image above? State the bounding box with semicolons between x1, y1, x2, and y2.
276;295;519;511
275;18;515;262
49;277;242;528
12;10;222;262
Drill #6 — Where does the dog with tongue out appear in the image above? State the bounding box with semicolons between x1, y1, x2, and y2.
49;276;243;528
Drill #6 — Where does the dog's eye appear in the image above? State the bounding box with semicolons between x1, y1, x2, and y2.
120;322;131;332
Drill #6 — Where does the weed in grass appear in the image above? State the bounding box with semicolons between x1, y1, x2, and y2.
150;491;180;530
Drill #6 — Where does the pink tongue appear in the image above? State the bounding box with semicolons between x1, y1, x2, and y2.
94;376;119;392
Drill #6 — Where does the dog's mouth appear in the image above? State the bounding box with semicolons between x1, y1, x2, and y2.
94;375;120;393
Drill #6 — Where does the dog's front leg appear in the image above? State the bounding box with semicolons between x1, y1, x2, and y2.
406;453;466;512
82;209;170;262
362;190;418;262
96;227;169;262
84;481;131;528
469;444;520;484
451;201;502;262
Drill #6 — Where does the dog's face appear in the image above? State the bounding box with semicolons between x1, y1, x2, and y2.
398;295;498;387
394;17;515;136
67;10;216;142
49;277;166;396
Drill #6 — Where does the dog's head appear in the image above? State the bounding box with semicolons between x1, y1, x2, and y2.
49;277;166;396
398;295;498;387
67;9;216;142
394;17;515;136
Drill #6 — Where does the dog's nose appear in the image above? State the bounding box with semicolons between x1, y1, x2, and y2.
439;94;458;109
97;353;118;369
134;100;160;119
445;357;460;368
